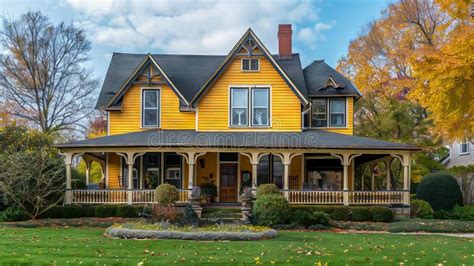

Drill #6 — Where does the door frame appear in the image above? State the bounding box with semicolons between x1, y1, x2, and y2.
219;162;239;202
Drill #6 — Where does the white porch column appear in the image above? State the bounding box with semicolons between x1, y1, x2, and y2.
385;158;391;191
333;153;361;206
64;153;74;204
177;152;206;198
276;153;302;201
117;152;144;204
241;152;268;191
84;158;92;186
392;153;411;205
371;163;375;191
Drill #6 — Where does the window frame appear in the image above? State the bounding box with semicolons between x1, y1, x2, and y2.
141;88;161;128
459;141;470;155
241;58;260;72
251;88;270;127
229;85;271;128
310;98;328;128
309;97;347;129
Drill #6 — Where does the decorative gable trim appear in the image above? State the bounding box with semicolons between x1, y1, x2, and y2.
190;28;309;106
105;54;189;111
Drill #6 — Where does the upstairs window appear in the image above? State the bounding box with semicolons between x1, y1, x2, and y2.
242;58;259;71
142;89;160;127
230;86;270;127
310;98;346;128
460;141;470;155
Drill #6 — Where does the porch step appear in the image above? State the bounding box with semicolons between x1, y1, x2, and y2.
201;208;242;223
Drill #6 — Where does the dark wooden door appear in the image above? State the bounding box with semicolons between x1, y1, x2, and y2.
219;163;238;202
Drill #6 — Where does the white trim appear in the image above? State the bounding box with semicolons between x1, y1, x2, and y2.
106;111;110;136
140;87;162;129
148;55;189;105
195;106;199;131
308;97;348;129
241;57;260;72
105;153;109;189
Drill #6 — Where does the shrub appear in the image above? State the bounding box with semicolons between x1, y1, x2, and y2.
416;172;463;211
253;194;290;226
0;207;28;222
370;206;394;222
181;204;199;225
200;182;217;197
40;205;95;218
155;184;179;205
433;210;458;220
152;204;179;222
350;207;372;221
116;205;138;218
453;205;474;221
410;199;433;218
292;209;315;227
94;205;117;217
256;184;280;198
331;206;351;220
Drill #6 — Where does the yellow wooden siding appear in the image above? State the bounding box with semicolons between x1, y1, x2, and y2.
319;97;354;135
108;153;121;189
197;56;302;132
108;82;195;135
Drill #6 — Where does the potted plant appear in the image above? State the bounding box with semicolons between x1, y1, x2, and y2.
200;182;217;203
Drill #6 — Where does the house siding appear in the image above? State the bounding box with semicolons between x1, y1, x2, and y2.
197;56;302;132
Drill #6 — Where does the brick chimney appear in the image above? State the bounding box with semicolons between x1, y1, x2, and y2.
278;24;292;59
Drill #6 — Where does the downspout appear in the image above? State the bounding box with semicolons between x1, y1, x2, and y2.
301;103;311;131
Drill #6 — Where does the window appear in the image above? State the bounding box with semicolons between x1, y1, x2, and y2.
143;153;161;189
165;153;182;188
252;88;269;126
242;58;259;71
257;154;283;188
142;89;160;127
311;98;327;127
460;141;470;155
230;88;249;126
309;98;346;128
230;87;270;127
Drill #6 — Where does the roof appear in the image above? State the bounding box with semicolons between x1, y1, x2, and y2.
56;129;420;150
303;60;361;98
96;53;307;109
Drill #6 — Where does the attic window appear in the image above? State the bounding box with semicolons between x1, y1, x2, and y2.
142;89;160;127
242;58;259;71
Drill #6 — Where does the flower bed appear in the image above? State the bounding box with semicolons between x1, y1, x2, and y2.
105;223;277;241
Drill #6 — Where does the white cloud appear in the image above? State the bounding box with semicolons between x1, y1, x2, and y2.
66;0;332;54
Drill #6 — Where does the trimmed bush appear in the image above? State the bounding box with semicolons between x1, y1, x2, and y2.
433;210;458;220
256;184;280;198
410;199;433;218
41;206;95;218
350;207;372;221
253;194;290;226
453;205;474;221
116;205;138;218
94;205;117;217
331;206;351;221
0;207;28;222
155;184;179;205
370;206;394;222
416;172;463;211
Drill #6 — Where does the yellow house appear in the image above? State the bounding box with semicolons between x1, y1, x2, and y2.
57;25;418;212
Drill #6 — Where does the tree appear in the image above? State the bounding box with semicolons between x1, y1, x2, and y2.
338;0;473;140
0;11;98;134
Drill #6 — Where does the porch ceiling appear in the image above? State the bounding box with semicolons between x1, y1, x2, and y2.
55;129;420;151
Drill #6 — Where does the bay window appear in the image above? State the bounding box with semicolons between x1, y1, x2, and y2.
142;89;160;127
230;86;270;127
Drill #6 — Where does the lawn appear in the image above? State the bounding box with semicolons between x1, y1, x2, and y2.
0;227;473;265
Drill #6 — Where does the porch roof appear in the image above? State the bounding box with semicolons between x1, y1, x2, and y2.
55;130;420;151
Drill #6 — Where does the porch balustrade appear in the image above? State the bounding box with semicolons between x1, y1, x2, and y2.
66;189;190;204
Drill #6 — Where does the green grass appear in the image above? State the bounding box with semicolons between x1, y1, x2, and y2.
0;227;473;265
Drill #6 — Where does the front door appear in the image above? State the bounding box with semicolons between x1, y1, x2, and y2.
219;163;238;202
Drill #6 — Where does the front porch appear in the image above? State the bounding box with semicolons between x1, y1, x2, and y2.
63;149;412;206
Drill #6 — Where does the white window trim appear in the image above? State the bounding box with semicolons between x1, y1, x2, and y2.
310;98;328;128
230;87;249;127
228;85;272;128
329;98;346;128
241;58;260;72
140;87;161;128
459;141;470;155
251;88;270;127
309;97;348;129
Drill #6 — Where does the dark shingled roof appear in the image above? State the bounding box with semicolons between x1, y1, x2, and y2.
303;60;361;98
56;129;419;150
96;53;307;109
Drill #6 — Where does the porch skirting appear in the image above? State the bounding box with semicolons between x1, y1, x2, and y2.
66;189;409;206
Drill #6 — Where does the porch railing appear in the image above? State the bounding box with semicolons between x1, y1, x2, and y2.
287;190;344;205
66;189;190;204
349;191;406;205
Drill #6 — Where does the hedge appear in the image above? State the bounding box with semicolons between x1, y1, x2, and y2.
416;171;463;211
40;205;145;219
290;205;394;222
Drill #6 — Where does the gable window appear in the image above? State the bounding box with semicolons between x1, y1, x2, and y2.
142;89;160;127
329;98;346;127
230;86;270;127
310;98;346;128
459;141;470;155
242;58;259;71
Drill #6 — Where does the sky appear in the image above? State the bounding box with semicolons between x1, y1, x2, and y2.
0;0;391;83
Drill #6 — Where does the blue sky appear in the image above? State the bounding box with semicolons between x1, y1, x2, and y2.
0;0;391;82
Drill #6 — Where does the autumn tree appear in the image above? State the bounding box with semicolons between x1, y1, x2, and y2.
0;11;98;134
338;0;473;140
